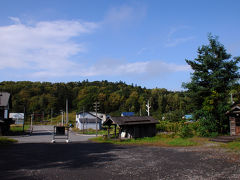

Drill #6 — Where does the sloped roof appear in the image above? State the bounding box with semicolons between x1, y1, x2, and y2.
103;116;158;126
0;92;10;107
226;103;240;115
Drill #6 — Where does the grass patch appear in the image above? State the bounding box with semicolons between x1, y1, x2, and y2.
7;125;30;135
167;138;197;146
0;137;17;145
90;134;203;147
10;125;29;132
222;140;240;151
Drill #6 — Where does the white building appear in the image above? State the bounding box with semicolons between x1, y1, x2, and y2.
76;112;106;130
9;113;24;125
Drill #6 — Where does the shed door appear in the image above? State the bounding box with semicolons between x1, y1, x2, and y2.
235;117;240;135
236;127;240;135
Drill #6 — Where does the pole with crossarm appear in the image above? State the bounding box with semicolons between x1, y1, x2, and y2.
93;102;100;136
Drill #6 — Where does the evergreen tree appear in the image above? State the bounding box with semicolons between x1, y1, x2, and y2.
183;34;240;135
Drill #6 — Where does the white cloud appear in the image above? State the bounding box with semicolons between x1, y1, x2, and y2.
165;26;194;47
63;59;190;78
166;36;194;47
29;59;190;80
0;18;98;72
0;17;189;81
137;48;147;55
102;4;146;27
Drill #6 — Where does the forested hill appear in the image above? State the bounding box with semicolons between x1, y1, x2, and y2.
0;81;192;121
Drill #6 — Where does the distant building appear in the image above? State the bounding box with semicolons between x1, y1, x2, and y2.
183;114;193;120
9;113;24;125
182;114;193;122
226;103;240;136
103;116;159;139
76;112;105;130
0;92;13;135
121;112;134;117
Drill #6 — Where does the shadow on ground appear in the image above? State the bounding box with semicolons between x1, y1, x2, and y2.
0;142;126;180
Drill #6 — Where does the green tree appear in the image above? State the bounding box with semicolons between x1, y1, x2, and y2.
183;34;240;135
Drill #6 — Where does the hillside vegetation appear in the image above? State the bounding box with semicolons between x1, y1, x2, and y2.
0;80;192;121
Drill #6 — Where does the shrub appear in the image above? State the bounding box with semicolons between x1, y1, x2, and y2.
178;124;194;138
196;114;218;137
157;121;181;133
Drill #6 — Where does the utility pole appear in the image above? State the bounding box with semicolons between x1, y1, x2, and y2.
61;110;64;125
146;100;151;116
30;113;34;134
82;107;85;134
230;93;234;104
93;102;100;136
23;106;25;132
66;99;68;125
51;108;53;125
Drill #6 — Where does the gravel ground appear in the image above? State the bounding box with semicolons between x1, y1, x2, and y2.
0;141;240;180
9;125;93;143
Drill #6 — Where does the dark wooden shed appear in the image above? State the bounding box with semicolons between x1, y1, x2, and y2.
103;116;158;139
226;103;240;136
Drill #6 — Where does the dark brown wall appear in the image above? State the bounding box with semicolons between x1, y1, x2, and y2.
121;124;156;138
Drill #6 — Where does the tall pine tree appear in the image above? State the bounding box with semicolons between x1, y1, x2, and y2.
183;34;240;136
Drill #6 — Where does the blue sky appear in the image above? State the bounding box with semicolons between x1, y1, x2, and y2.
0;0;240;90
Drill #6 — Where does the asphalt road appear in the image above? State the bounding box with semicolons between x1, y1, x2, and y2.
1;126;240;180
9;125;94;143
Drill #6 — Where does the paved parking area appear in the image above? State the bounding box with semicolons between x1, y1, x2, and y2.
9;125;94;143
2;126;240;179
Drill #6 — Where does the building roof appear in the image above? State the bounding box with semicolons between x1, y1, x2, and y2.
76;111;105;119
183;114;193;119
121;112;134;116
0;92;10;107
103;116;158;126
78;118;101;123
226;103;240;115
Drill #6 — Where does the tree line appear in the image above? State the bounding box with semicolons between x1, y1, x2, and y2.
0;80;192;121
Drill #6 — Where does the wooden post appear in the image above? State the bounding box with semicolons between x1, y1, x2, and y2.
114;125;117;138
108;125;110;138
119;127;121;140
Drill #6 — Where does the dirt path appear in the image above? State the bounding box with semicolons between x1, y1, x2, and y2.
0;141;240;180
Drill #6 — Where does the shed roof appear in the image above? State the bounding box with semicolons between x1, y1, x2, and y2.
226;103;240;115
0;92;10;107
103;116;158;126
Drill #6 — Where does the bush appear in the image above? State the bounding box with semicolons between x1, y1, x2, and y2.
178;124;194;138
196;114;218;137
157;121;181;133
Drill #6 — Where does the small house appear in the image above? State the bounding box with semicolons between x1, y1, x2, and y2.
226;103;240;136
0;92;13;135
76;112;105;130
103;116;158;139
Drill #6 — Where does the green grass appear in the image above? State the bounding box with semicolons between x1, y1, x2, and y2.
0;137;17;145
223;141;240;151
8;125;30;135
90;134;200;147
10;125;29;132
